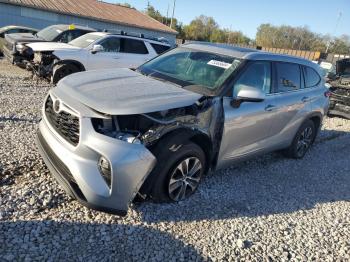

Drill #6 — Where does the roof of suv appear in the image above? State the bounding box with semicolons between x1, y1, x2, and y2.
87;32;170;46
184;42;321;72
52;24;96;32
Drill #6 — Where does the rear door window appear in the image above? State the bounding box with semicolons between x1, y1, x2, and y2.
122;38;148;54
275;62;301;92
151;43;170;54
303;66;321;88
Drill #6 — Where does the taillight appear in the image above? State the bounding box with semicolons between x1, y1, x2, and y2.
324;91;332;97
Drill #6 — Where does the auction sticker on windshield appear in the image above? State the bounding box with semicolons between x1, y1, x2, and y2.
207;60;232;69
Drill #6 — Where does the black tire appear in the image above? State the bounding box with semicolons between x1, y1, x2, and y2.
149;141;206;203
283;120;316;159
52;63;80;84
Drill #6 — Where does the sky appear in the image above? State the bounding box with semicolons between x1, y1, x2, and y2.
109;0;349;38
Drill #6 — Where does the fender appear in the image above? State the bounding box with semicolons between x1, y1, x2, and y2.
53;59;86;71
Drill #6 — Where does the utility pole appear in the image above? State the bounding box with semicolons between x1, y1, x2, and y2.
170;0;176;29
166;3;169;26
227;25;232;44
326;11;342;53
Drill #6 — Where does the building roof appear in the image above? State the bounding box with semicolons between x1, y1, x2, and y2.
2;0;177;35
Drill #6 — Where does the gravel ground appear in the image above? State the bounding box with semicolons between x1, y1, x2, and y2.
0;58;349;261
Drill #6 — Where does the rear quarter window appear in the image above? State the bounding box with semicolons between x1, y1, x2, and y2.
151;43;170;54
303;66;321;88
122;39;148;54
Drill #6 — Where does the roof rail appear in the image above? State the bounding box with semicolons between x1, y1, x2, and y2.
101;29;170;45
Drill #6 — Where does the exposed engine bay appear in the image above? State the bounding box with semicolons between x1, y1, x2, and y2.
91;96;224;169
28;51;57;78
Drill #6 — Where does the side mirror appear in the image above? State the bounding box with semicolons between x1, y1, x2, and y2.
91;44;103;54
234;85;265;105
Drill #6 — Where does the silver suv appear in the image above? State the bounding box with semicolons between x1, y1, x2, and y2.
36;43;330;215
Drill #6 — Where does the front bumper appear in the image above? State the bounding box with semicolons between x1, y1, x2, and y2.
36;112;157;215
3;44;30;67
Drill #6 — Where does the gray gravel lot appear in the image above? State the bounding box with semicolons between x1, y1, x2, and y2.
0;58;349;261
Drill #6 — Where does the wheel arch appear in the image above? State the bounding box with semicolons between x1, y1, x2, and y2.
54;59;86;71
140;127;214;196
150;127;214;170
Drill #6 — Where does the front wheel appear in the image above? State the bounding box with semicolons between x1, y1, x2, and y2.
52;63;80;84
283;120;316;159
150;142;206;203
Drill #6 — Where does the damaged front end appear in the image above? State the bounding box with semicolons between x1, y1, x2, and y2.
38;88;224;215
329;78;350;119
328;59;350;119
27;51;57;80
91;96;224;196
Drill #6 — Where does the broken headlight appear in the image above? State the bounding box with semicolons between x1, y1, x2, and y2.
15;44;25;52
91;117;142;144
116;133;141;144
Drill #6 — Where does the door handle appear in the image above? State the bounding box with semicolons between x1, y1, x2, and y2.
301;96;310;103
265;105;277;112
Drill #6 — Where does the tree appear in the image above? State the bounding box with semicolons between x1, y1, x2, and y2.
117;2;134;8
145;3;183;32
255;23;350;54
183;15;219;41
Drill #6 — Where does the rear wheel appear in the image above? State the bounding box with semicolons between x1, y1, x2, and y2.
284;120;316;159
52;63;80;84
150;142;206;202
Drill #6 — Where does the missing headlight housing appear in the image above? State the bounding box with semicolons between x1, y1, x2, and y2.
91;117;142;144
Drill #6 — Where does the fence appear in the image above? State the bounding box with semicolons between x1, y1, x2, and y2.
176;39;349;63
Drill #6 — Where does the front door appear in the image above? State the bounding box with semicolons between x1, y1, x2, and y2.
87;36;123;70
218;61;277;167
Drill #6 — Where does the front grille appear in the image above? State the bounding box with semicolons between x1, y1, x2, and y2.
45;95;80;146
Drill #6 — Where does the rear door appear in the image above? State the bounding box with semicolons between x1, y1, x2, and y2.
117;38;154;68
268;62;313;137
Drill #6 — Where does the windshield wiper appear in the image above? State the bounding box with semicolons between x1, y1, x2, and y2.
148;72;182;88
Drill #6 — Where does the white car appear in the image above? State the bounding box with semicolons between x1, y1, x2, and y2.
26;32;171;83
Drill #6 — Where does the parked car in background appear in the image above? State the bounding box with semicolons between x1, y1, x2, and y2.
26;31;171;83
328;58;350;119
0;25;38;57
36;43;329;215
3;24;95;66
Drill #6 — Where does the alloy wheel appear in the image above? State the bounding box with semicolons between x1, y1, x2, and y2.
168;157;202;201
296;126;313;157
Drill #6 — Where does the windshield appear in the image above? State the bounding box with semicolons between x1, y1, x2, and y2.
138;47;241;92
36;25;62;41
69;33;103;48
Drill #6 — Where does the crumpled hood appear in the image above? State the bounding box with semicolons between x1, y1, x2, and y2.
5;33;43;44
56;68;202;115
27;42;80;52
